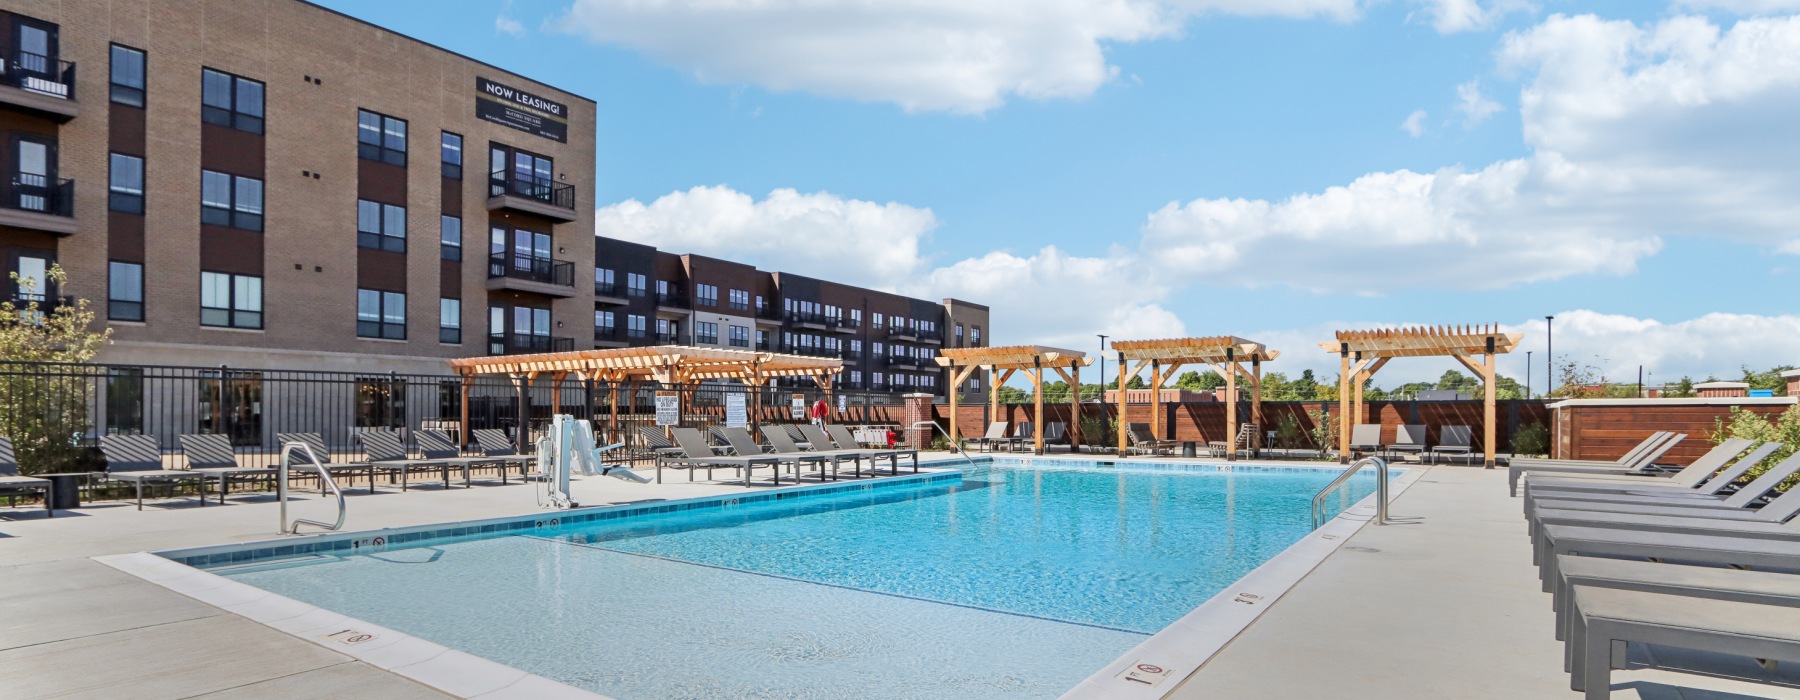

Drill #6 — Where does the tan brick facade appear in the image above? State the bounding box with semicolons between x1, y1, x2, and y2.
0;0;595;374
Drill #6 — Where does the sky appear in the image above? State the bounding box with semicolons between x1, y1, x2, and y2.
316;0;1800;390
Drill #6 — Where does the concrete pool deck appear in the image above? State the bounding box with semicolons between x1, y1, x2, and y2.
4;457;1798;698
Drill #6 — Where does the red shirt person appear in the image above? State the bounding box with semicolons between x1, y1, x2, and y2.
809;398;830;426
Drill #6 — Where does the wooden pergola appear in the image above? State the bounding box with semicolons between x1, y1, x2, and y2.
1110;336;1280;459
934;345;1092;455
1318;325;1522;468
446;346;843;450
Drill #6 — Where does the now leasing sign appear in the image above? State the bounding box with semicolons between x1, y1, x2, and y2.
476;77;569;143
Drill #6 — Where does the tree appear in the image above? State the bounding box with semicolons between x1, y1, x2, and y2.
1664;376;1696;398
0;265;112;475
1744;365;1795;396
1174;370;1225;391
1125;374;1147;390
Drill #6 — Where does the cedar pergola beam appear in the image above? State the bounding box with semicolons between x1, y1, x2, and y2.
1111;336;1281;460
935;345;1092;456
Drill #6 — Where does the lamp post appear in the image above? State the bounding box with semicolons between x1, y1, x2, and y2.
1526;351;1533;400
1545;315;1555;397
1096;334;1109;402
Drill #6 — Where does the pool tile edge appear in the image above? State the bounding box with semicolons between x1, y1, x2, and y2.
93;551;616;700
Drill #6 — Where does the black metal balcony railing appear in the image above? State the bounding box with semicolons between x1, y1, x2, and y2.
4;292;69;315
756;304;781;320
780;344;836;357
840;350;863;361
728;337;750;348
626;328;647;340
594;326;621;342
655;331;684;345
831;317;861;331
3;175;74;218
887;326;918;339
488;254;574;287
489;171;575;211
655;292;689;308
487;333;573;355
916;329;943;342
593;282;624;298
2;51;76;100
755;340;771;351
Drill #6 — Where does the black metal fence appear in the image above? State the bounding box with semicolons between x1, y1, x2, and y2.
0;361;919;475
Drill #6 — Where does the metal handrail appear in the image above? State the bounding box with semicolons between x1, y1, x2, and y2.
910;421;982;473
278;441;345;535
1311;456;1389;529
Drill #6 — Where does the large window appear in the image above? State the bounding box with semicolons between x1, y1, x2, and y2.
355;377;406;429
626;314;646;339
108;261;144;321
357;110;407;166
105;368;144;435
200;271;261;329
695;321;719;345
728;289;749;311
201;170;263;231
729;325;749;347
201;68;264;133
357;200;406;252
971;326;981;345
626;273;647;297
357;289;406;340
439;298;461;344
440;215;461;261
110;45;146;107
695;284;718;307
198;370;263;445
109;153;144;213
595;268;616;295
440;132;462;179
596;310;615;330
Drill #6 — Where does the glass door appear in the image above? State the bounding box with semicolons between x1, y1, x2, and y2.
13;137;52;212
13;254;47;303
14;20;55;77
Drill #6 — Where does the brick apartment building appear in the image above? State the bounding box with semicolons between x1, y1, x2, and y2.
0;0;986;397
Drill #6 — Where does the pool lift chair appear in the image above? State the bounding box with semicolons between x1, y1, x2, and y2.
535;415;650;509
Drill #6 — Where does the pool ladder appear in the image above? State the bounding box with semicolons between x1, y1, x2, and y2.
277;441;346;535
910;421;983;473
1311;457;1389;529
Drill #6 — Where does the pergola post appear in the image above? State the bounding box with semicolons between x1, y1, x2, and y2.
1251;358;1263;456
1068;363;1082;452
514;373;532;453
1225;348;1238;461
1116;354;1130;456
458;375;472;449
947;361;960;448
1032;358;1045;455
987;366;999;427
1337;347;1351;463
1149;360;1162;441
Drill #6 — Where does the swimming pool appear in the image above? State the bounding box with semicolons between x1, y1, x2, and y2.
175;458;1384;698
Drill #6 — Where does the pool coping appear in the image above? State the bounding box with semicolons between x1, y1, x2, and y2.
1044;455;1429;699
95;468;960;700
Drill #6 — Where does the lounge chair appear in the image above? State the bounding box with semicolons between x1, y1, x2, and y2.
824;424;919;474
1521;441;1774;514
1002;421;1035;453
98;434;214;510
1386;424;1426;461
1040;422;1070;451
470;429;537;482
1550;555;1800;643
720;427;832;482
179;434;278;504
1527;452;1800;559
356;430;459;490
1566;586;1800;699
1125;423;1178;456
1511;431;1674;469
1346;424;1381;458
662;427;781;487
966;422;1010;453
0;437;52;516
636;426;686;460
782;424;811;449
273;432;377;494
1508;432;1687;496
1425;425;1473;464
1527;445;1791;522
1210;422;1258;458
1535;525;1800;594
415;429;506;486
760;425;871;478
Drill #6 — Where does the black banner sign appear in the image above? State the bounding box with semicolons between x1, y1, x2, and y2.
476;77;568;143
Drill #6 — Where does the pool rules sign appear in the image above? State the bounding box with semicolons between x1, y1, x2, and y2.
654;393;680;427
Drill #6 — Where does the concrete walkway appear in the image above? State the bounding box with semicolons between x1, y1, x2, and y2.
1169;465;1800;700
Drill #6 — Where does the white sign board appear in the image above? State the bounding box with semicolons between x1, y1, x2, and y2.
791;395;805;420
654;394;680;426
837;395;847;413
725;394;748;428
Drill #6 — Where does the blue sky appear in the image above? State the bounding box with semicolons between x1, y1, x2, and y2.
317;0;1800;388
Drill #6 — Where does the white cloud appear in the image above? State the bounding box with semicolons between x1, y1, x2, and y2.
1411;0;1534;34
495;15;526;37
1454;79;1502;127
1497;310;1800;387
907;247;1184;349
1676;0;1800;13
596;186;937;290
1401;109;1428;136
556;0;1359;114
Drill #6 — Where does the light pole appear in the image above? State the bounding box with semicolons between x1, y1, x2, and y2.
1526;351;1533;400
1096;334;1109;401
1545;315;1555;397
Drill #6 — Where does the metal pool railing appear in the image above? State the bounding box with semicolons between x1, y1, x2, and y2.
1312;456;1389;529
278;441;344;535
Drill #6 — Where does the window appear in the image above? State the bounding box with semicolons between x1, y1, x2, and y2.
201;170;263;231
108;261;144;321
626;273;647;297
436;215;461;261
872;342;884;356
851;309;862;325
971;326;981;345
439;298;461;343
695;321;719;345
110;45;146;107
728;289;749;311
955;324;964;344
355;377;407;429
873;372;885;388
872;312;884;328
106;368;145;435
696;284;718;306
825;304;840;321
357;200;406;252
849;370;863;387
595;310;615;329
200;272;261;329
201;68;264;133
357;289;406;339
440;132;462;179
491;145;554;199
729;325;749;347
109;153;144;213
626;314;646;338
595;268;615;294
357;110;407;166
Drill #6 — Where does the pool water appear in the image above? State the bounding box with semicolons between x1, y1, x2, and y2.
209;459;1380;699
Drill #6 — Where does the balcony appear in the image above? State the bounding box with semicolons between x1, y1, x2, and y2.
655;292;690;312
786;311;829;331
829;317;860;334
755;340;771;351
916;329;944;345
5;292;70;317
655;331;684;345
884;356;920;370
0;175;76;235
780;344;837;358
487;333;573;356
886;326;918;342
754;304;782;326
0;51;78;122
486;254;575;297
593;326;627;348
486;171;577;222
840;350;864;362
593;282;628;305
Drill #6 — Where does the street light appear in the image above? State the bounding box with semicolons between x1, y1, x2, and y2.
1526;351;1533;400
1545;315;1555;397
1096;334;1109;401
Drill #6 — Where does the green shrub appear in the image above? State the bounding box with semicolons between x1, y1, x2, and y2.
1512;422;1550;457
1274;413;1304;449
1712;406;1800;483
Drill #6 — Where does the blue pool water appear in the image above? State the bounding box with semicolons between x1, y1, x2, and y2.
206;459;1380;699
